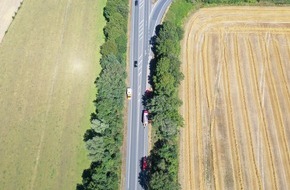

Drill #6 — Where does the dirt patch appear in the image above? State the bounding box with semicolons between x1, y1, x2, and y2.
180;6;290;190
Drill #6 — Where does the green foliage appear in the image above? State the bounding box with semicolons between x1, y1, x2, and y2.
165;0;194;27
156;22;183;57
95;55;126;124
79;161;119;190
102;0;128;61
146;20;184;189
85;120;108;161
78;0;128;189
100;40;117;57
148;140;180;190
104;0;128;22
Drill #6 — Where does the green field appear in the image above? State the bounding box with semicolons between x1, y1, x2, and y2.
0;0;106;189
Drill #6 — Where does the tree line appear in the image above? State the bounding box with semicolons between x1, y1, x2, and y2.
77;0;128;189
145;21;184;189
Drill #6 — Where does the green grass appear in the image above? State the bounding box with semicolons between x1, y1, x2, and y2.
165;0;198;26
0;0;106;189
165;0;290;27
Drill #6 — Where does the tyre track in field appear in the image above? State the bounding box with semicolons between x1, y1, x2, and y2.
258;35;279;190
268;38;290;187
191;16;228;189
191;15;218;189
194;33;205;190
184;13;218;189
274;40;290;153
186;16;209;190
201;32;211;110
246;38;271;189
202;34;219;190
222;32;244;190
272;38;290;164
233;35;262;189
184;14;208;189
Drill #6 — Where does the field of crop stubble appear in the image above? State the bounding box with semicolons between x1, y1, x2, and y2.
180;7;290;190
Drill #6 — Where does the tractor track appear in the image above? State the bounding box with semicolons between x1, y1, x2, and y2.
222;32;244;190
202;34;219;190
259;35;280;190
246;37;268;189
233;35;262;189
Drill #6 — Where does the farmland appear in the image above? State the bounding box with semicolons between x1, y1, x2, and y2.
180;7;290;190
0;0;105;189
0;0;23;43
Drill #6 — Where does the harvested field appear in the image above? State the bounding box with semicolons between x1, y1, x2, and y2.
180;7;290;190
0;0;23;43
0;0;105;189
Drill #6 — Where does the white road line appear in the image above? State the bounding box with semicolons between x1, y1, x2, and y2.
139;19;144;26
127;100;133;188
139;23;144;30
139;0;144;7
134;100;141;190
139;30;144;38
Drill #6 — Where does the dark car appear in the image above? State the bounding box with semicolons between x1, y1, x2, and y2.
134;61;138;67
135;0;138;6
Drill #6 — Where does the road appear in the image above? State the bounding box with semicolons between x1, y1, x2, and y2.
125;0;172;189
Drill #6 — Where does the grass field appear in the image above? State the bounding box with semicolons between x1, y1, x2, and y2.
0;0;106;189
180;7;290;190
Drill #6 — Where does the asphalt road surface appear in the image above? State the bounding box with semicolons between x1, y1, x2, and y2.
125;0;172;189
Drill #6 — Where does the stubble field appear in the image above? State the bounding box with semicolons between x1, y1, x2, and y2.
180;7;290;190
0;0;105;189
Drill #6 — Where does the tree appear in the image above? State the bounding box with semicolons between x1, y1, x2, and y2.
100;40;117;57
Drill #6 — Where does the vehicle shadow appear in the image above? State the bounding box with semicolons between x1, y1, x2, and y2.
138;170;149;190
138;156;149;189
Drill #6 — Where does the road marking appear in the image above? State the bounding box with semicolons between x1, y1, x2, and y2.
134;100;141;190
139;0;144;7
139;30;143;38
139;19;144;26
139;21;144;29
127;100;133;188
